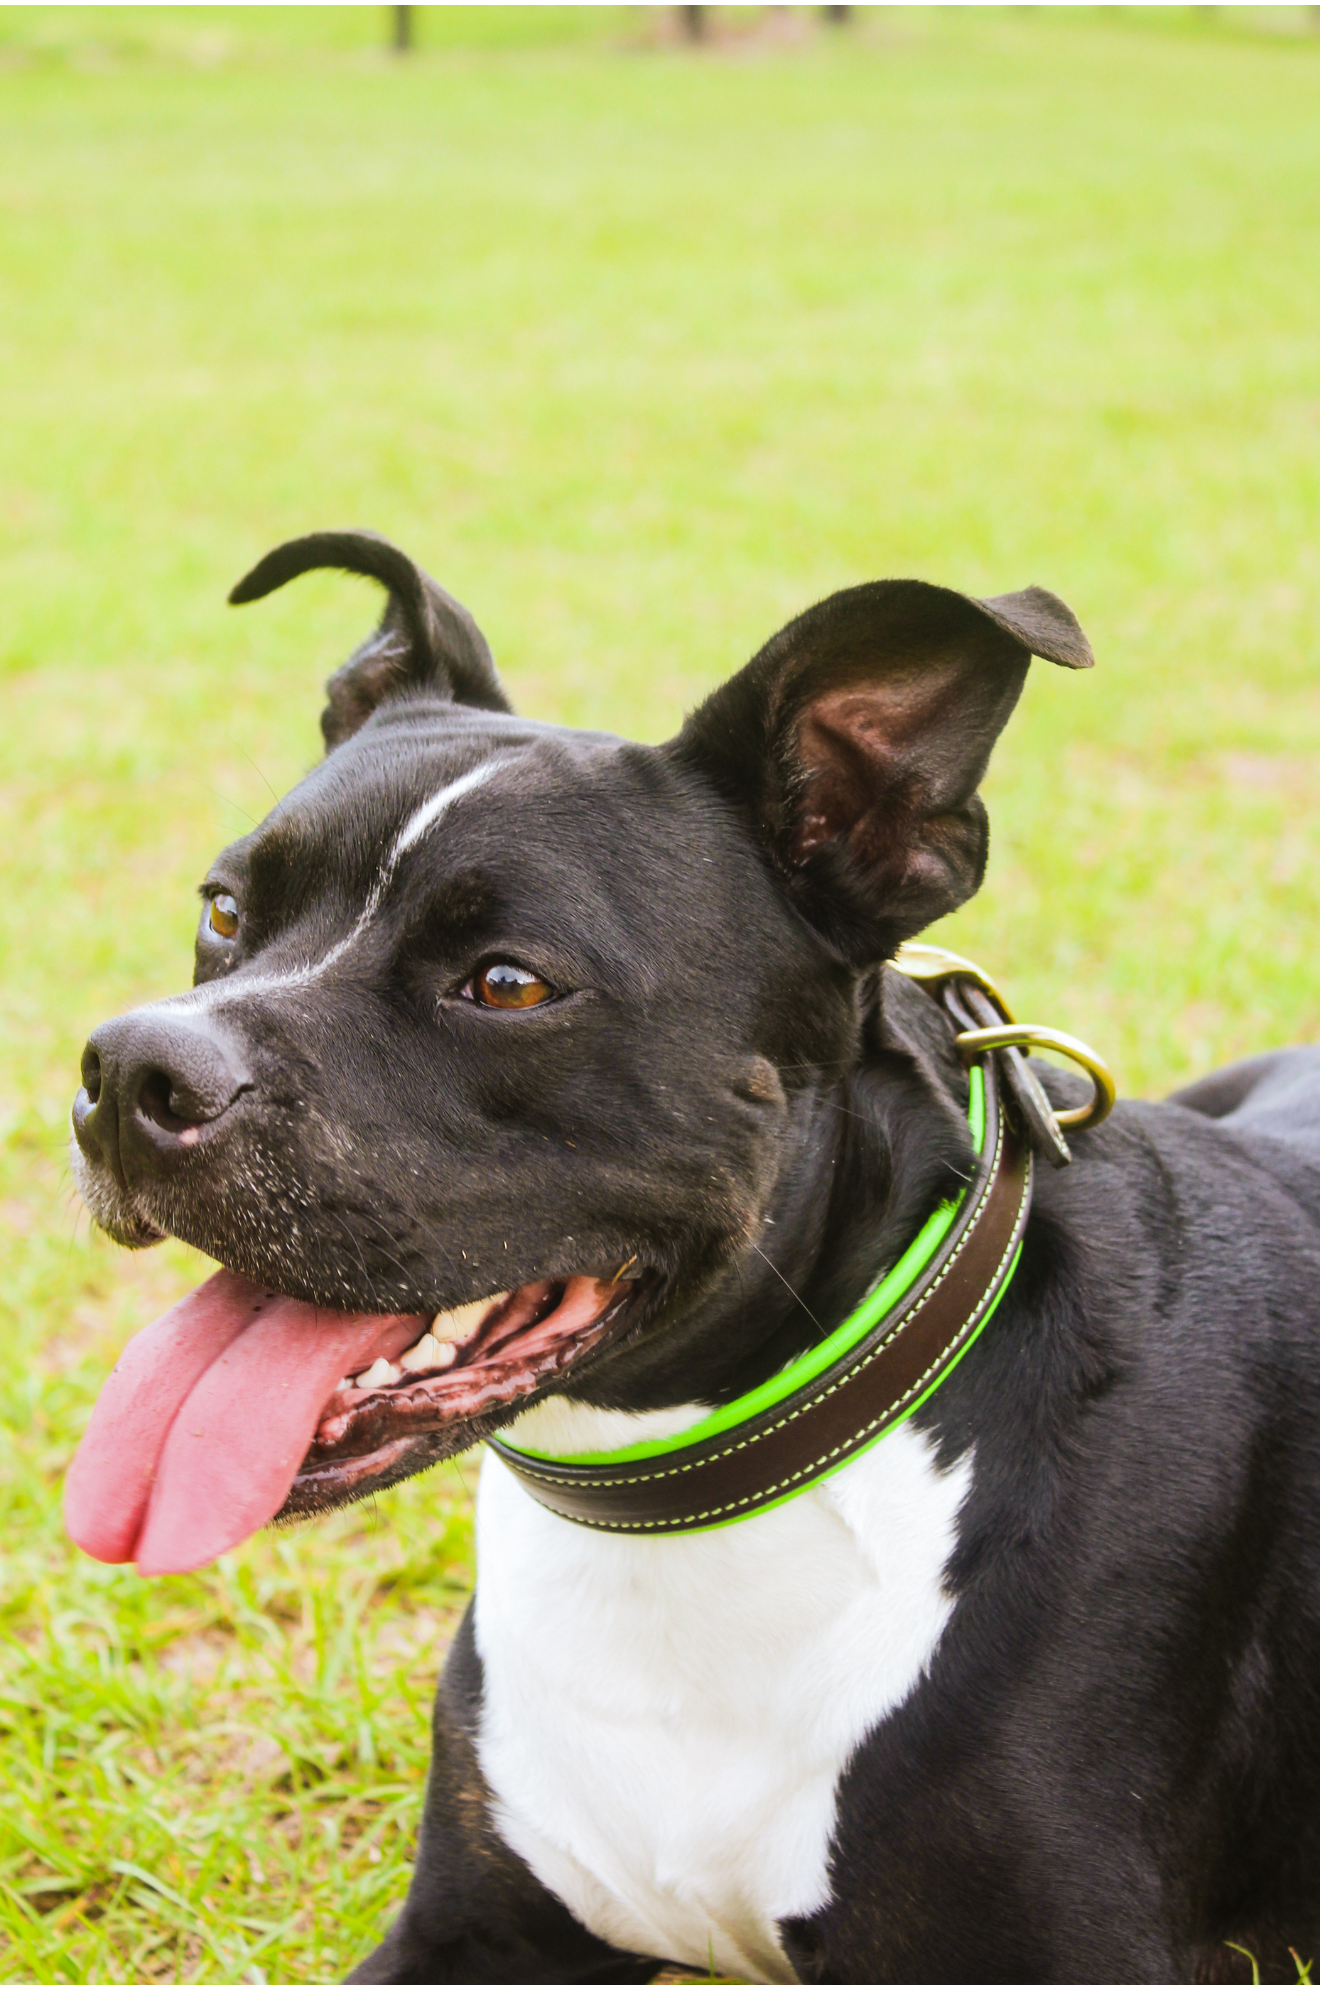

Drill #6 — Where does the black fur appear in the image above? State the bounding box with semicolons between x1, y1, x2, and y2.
71;535;1320;1982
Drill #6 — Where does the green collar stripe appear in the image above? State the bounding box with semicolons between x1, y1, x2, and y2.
641;1234;1023;1539
502;1064;987;1472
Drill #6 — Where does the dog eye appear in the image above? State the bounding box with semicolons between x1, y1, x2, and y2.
206;893;240;941
470;962;553;1010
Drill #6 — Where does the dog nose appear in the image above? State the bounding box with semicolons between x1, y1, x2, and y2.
73;1011;251;1185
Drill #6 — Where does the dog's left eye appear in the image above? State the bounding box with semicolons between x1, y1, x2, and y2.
466;963;554;1010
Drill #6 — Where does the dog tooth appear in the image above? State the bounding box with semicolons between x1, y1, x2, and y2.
354;1356;398;1390
431;1291;510;1345
398;1337;459;1369
398;1337;443;1369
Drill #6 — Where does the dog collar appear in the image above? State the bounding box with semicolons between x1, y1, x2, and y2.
486;949;1110;1536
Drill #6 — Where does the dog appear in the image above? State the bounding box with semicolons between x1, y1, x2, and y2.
65;531;1320;1984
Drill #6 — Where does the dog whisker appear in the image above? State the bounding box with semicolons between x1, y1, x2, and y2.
237;748;282;809
748;1243;823;1335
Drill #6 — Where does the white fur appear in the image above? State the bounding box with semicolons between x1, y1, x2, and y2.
474;1408;972;1983
154;759;507;1017
390;759;501;858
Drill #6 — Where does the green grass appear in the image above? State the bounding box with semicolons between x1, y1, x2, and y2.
1;6;1319;1980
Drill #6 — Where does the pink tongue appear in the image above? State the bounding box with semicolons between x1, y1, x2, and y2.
64;1268;423;1576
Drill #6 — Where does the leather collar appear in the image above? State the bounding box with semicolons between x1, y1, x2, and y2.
489;971;1033;1536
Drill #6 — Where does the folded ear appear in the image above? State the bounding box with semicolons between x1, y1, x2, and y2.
229;530;511;751
674;579;1092;963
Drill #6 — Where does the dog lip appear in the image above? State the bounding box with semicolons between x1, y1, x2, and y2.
69;1127;168;1247
283;1433;423;1507
73;1083;126;1186
99;1208;169;1249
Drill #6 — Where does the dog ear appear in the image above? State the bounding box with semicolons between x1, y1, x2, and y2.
229;530;511;751
675;579;1092;962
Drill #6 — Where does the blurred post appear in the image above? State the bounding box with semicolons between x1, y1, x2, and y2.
824;4;852;19
393;6;413;53
681;6;705;41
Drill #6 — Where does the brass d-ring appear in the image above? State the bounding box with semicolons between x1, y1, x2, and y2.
954;1024;1117;1133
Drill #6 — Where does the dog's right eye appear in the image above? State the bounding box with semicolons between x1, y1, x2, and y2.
205;893;240;941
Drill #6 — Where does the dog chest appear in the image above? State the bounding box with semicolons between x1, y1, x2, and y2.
473;1411;972;1983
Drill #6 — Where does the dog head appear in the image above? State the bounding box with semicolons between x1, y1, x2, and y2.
66;530;1090;1572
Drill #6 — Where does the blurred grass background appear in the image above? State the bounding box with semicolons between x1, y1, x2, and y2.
1;4;1318;1980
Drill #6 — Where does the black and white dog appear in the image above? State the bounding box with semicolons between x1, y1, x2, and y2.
66;533;1320;1984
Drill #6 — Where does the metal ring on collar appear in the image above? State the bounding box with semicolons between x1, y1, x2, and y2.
953;1023;1116;1133
891;941;1016;1021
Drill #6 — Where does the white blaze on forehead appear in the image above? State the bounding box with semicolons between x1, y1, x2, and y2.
152;754;510;1016
391;758;502;861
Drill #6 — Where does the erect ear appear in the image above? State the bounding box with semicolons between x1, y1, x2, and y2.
674;579;1092;963
228;530;511;752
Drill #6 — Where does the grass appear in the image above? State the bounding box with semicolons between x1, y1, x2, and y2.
1;5;1318;1980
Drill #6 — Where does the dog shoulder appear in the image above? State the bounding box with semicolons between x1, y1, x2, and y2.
348;1600;659;1984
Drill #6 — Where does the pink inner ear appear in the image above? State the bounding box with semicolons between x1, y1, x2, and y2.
792;682;932;864
789;667;991;925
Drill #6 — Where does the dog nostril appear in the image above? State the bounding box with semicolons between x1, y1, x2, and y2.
81;1045;103;1106
137;1069;201;1134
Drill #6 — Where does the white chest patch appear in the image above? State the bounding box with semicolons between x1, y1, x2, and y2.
473;1403;973;1984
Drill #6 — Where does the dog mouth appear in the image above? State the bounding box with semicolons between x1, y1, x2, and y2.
63;1265;644;1576
288;1275;642;1518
